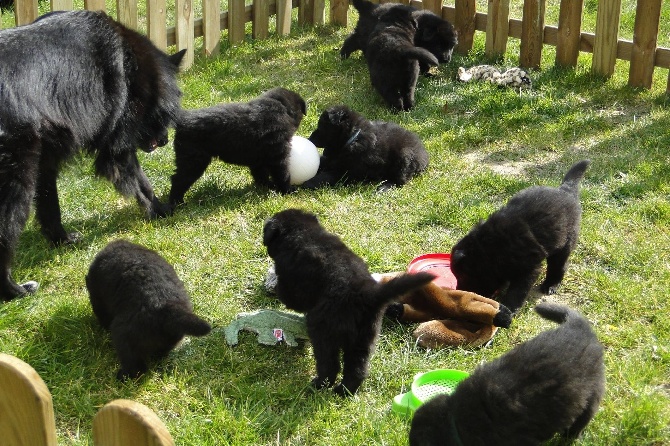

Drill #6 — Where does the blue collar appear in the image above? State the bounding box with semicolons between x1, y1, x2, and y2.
344;128;361;147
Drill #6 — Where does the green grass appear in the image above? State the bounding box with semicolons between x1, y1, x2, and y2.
2;3;670;445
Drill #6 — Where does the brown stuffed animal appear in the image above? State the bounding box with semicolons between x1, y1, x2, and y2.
377;273;512;348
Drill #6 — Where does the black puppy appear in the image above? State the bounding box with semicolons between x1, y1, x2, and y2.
263;209;434;396
451;160;591;314
169;87;306;204
365;5;439;111
0;11;184;301
86;240;211;380
409;302;605;445
341;0;457;73
304;105;429;190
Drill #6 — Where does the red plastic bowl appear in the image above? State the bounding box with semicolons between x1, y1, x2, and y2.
407;253;457;289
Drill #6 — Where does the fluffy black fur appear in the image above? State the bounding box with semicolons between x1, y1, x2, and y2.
450;160;591;314
0;11;184;301
409;302;605;445
263;209;434;396
341;0;457;74
86;240;211;380
169;88;306;204
364;5;439;111
303;105;429;190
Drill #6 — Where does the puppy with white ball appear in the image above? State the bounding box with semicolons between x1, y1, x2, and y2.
288;135;320;185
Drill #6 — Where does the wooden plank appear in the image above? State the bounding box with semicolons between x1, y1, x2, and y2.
93;399;174;446
592;0;621;78
15;0;38;25
175;0;194;68
0;354;57;446
276;0;292;35
628;0;661;88
519;0;545;69
454;0;475;54
116;0;137;29
147;0;168;51
421;0;441;16
667;71;670;94
312;0;325;25
202;0;221;56
51;0;74;10
485;0;509;58
84;0;106;11
253;0;269;39
330;0;348;27
555;0;583;67
228;0;245;43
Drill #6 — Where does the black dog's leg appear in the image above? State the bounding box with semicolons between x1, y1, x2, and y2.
310;337;341;390
169;153;212;205
268;160;292;194
0;133;41;301
499;267;541;314
34;157;81;245
540;246;572;294
249;165;274;189
563;391;603;439
112;329;148;381
334;343;374;396
340;35;362;59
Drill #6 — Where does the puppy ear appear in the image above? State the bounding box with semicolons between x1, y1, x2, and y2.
263;218;281;247
300;98;307;116
169;49;187;67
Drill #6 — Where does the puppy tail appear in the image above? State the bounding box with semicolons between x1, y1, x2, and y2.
174;312;213;337
559;159;591;197
374;272;435;307
534;302;591;329
403;47;440;67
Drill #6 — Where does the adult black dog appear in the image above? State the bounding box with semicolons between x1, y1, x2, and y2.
168;88;306;205
450;160;591;314
263;209;434;396
365;5;439;111
303;105;429;190
87;240;211;380
409;302;605;445
0;10;185;301
340;0;457;73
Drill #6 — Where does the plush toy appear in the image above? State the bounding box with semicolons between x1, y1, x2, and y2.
376;273;513;348
224;309;309;347
457;65;532;89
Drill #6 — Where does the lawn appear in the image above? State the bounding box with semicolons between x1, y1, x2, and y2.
1;2;669;445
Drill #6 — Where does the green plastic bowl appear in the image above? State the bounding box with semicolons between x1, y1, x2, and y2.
392;369;469;418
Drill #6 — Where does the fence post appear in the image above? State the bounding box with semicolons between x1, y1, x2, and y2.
253;0;270;39
202;0;221;56
485;0;509;59
519;0;545;69
14;0;37;25
276;0;292;35
116;0;138;29
592;0;621;78
330;0;348;27
84;0;106;11
628;0;661;88
147;0;168;51
228;0;245;43
454;0;475;55
555;0;583;67
0;354;58;446
51;0;74;10
92;399;175;446
422;0;441;16
176;0;194;68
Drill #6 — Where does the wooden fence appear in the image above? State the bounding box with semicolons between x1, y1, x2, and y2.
1;0;669;92
0;353;174;446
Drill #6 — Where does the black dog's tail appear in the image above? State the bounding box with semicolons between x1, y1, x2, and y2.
373;272;435;308
559;159;591;197
352;0;375;14
403;47;440;67
174;312;213;337
535;301;592;330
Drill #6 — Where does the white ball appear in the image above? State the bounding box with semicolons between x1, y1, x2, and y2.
288;135;320;185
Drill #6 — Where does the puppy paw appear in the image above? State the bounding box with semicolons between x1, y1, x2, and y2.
384;302;405;321
148;199;172;219
53;231;82;246
333;384;355;397
21;281;39;294
539;283;559;295
311;376;334;390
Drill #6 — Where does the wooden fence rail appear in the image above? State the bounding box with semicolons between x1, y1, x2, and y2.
1;0;669;92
